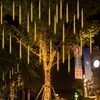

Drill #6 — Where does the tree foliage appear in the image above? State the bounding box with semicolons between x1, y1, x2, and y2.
0;0;100;93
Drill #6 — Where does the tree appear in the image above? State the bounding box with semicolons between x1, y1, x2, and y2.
0;33;40;99
71;79;83;94
0;0;100;100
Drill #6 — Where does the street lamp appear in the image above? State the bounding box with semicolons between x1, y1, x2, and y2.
93;60;100;68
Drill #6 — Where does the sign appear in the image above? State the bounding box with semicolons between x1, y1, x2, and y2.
73;45;82;79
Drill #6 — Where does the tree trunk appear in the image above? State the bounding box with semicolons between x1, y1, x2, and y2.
44;68;51;100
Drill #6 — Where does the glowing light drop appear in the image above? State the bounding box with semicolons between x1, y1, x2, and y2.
13;1;15;21
60;0;62;19
27;13;29;33
50;40;52;59
80;36;82;56
66;3;68;23
56;3;58;23
2;72;4;81
1;2;2;24
19;4;21;24
2;28;4;49
90;35;92;54
19;39;22;59
73;14;75;34
12;67;13;75
54;15;56;34
57;51;59;71
9;70;11;79
9;32;12;54
17;63;19;73
77;0;79;20
28;44;30;64
68;52;70;73
48;6;51;26
39;0;41;19
81;8;83;28
39;42;41;63
34;21;36;41
31;2;33;22
63;44;65;64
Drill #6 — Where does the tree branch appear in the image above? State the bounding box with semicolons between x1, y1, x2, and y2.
12;35;44;60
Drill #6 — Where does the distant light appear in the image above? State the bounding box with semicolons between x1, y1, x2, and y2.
93;60;99;68
83;75;85;79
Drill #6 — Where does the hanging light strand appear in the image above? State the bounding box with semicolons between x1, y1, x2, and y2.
9;32;12;54
68;52;70;73
57;51;59;71
19;39;22;59
56;3;58;23
9;70;11;79
73;14;75;34
2;72;4;81
63;44;65;64
17;63;19;73
54;15;56;34
13;0;15;21
77;0;79;20
31;2;33;22
50;39;52;59
2;28;4;49
18;76;20;86
39;42;41;63
19;4;21;24
66;3;68;23
90;35;92;54
12;67;13;75
34;21;36;41
39;0;41;19
1;2;2;24
27;13;29;33
48;6;51;26
81;8;83;28
60;0;62;19
28;44;30;64
63;23;65;42
80;36;82;56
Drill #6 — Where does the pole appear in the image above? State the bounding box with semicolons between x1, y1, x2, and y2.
82;79;85;100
